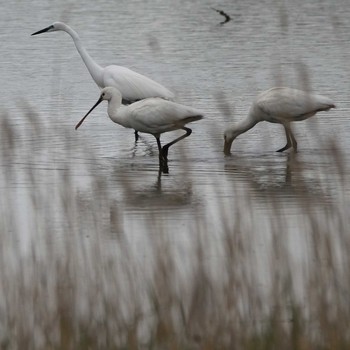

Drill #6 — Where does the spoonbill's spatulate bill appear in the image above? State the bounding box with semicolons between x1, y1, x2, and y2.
75;87;203;169
31;22;174;104
223;87;335;154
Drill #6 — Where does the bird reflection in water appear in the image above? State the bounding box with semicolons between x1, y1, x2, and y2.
224;152;331;203
113;164;195;210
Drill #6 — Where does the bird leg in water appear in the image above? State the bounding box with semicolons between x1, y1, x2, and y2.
160;160;169;174
156;136;164;160
161;127;192;158
155;136;169;173
289;128;298;152
134;130;139;142
277;124;297;152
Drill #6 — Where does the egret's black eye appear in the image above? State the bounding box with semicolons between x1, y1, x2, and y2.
102;93;105;97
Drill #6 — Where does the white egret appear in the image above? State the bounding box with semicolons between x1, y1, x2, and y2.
224;87;335;154
31;22;174;103
75;87;203;169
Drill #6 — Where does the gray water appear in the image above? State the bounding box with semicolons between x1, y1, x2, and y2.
1;0;350;280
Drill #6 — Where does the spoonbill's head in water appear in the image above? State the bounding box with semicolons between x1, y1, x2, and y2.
223;129;239;155
31;22;66;36
75;87;122;130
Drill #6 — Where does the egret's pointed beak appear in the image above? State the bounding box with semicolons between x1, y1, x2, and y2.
75;96;103;130
31;25;54;36
223;139;233;155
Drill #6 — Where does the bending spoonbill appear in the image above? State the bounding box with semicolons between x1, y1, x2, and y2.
224;87;335;154
75;87;203;168
31;22;175;140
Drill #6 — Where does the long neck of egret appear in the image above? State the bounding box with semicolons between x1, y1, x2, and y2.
61;24;104;87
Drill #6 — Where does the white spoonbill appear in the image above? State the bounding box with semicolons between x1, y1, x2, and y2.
31;22;174;104
75;87;203;166
223;87;335;155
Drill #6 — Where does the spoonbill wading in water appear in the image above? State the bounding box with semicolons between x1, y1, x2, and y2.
75;87;203;172
224;87;335;155
31;22;175;140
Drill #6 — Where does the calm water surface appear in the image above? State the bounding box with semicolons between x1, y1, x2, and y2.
1;0;350;268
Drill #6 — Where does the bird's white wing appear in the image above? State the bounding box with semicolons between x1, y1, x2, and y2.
256;87;334;122
126;99;203;134
103;66;174;103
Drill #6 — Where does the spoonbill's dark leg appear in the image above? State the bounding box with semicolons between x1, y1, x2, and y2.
276;125;292;152
156;136;163;159
289;128;298;152
161;127;192;158
160;160;169;174
134;130;139;142
155;136;169;173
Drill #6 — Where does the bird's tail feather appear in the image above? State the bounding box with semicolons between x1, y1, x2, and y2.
318;103;336;112
184;115;204;123
314;94;336;111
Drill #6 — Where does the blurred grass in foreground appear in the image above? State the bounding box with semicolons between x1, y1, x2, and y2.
0;106;349;350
